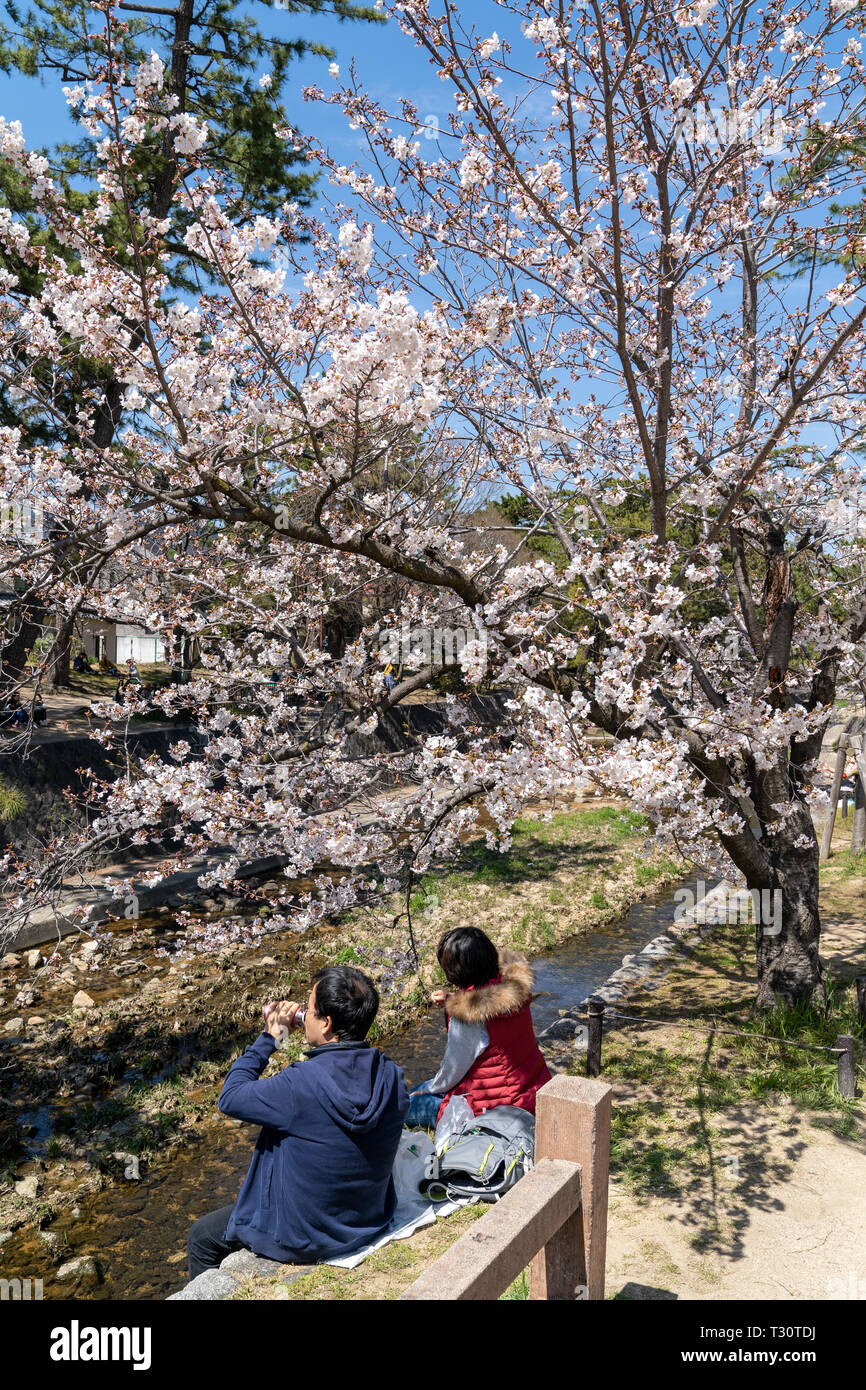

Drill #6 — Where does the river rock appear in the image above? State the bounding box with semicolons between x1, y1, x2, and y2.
79;941;101;958
259;956;278;967
596;983;627;1000
3;1017;24;1033
27;1016;47;1026
540;1016;583;1042
56;1255;101;1287
38;1230;62;1257
0;953;20;970
14;1175;39;1200
640;937;676;958
25;950;43;969
167;1269;237;1301
72;990;96;1010
0;1230;13;1247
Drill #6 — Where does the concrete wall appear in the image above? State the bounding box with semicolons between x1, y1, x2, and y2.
0;726;202;866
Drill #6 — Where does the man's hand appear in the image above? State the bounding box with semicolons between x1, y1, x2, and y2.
263;1000;300;1039
430;988;450;1007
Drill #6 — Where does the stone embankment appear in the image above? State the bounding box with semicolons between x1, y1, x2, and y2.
537;880;740;1062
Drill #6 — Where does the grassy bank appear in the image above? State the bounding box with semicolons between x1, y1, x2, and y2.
284;803;681;1045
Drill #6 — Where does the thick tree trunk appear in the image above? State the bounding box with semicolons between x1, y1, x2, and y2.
47;611;74;690
751;811;826;1010
0;598;46;698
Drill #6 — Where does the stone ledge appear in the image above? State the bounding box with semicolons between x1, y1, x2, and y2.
219;1249;291;1278
167;1250;311;1300
167;1269;238;1301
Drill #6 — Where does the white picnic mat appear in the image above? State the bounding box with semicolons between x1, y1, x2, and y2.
325;1131;466;1268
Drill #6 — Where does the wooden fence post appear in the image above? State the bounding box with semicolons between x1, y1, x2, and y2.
529;1074;612;1301
820;744;847;862
851;738;866;854
586;996;604;1078
837;1034;856;1098
855;978;866;1029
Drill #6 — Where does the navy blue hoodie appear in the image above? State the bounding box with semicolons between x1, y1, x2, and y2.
218;1033;409;1263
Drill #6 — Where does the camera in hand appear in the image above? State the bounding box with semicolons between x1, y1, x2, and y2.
264;1003;306;1048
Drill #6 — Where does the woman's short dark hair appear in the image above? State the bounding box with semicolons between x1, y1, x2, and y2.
436;927;500;989
311;965;379;1041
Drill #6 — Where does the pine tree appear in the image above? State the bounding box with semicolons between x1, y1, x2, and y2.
0;0;383;688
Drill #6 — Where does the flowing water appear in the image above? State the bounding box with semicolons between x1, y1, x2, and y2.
0;884;686;1301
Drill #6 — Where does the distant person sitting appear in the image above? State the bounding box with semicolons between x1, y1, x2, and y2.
72;652;91;673
405;927;551;1130
186;966;409;1279
3;698;46;727
126;659;142;687
383;662;397;693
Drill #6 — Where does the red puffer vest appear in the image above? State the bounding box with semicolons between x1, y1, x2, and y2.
437;949;551;1122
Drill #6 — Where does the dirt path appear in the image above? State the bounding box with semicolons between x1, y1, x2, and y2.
601;866;866;1302
606;1095;866;1300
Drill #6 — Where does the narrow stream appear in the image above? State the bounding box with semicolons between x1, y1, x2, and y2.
1;883;685;1301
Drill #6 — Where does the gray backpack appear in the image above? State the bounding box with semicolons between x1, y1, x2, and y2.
422;1104;535;1203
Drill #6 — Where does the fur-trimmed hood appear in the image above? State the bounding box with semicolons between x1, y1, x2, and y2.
444;949;533;1024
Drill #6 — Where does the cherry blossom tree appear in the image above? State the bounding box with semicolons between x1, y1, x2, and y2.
2;0;866;1008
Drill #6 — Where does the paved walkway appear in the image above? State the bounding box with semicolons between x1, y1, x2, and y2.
1;687;175;744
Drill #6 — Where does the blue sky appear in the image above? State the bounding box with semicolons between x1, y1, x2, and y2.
0;1;468;161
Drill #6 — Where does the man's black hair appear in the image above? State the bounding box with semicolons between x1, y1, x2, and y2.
311;965;379;1041
436;927;500;989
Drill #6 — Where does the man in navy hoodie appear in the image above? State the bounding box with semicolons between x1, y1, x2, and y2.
186;965;409;1278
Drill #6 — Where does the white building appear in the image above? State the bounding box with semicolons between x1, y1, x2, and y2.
81;620;166;666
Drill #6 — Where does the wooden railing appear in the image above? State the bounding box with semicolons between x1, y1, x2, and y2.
400;1075;611;1301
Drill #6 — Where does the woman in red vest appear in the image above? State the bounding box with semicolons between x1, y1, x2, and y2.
405;927;551;1130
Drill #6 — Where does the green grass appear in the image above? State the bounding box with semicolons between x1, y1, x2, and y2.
719;982;865;1116
577;806;648;841
65;662;172;698
434;806;649;889
499;1268;530;1300
821;848;866;881
0;779;26;823
634;857;681;887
